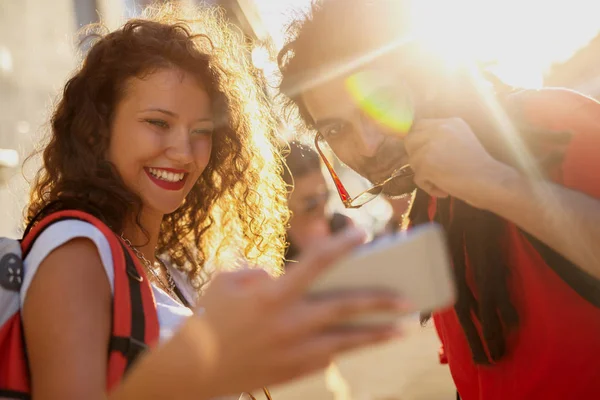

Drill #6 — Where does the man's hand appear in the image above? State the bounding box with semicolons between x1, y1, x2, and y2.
404;117;600;280
404;117;515;207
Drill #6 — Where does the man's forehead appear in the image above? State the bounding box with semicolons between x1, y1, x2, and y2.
302;56;404;122
302;78;351;118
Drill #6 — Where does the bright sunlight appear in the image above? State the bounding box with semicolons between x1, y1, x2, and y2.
254;0;600;88
410;0;600;87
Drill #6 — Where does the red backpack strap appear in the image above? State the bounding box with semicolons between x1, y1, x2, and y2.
21;210;159;391
107;241;160;389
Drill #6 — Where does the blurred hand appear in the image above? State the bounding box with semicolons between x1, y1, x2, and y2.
188;228;406;397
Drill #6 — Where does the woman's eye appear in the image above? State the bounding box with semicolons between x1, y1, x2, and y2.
146;119;169;129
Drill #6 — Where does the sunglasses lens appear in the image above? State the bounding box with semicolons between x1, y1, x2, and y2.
349;185;384;208
350;170;416;207
383;172;417;197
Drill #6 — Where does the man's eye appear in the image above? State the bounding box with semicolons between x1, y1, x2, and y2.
146;119;169;129
324;123;346;138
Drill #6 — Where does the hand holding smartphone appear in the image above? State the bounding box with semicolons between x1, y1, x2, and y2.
308;223;455;325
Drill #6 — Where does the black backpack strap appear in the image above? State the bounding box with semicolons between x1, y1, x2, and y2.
0;389;30;399
521;230;600;307
173;284;192;308
20;209;158;386
108;242;148;370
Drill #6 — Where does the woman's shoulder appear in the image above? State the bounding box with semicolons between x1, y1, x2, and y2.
24;219;113;264
21;219;117;304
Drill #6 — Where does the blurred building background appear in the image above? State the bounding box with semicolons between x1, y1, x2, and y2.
0;0;77;237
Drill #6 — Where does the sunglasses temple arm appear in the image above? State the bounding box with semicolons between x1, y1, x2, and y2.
314;136;353;205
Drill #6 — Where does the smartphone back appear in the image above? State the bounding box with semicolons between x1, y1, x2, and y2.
309;223;455;324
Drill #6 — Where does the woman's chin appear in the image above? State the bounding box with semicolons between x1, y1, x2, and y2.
143;198;186;217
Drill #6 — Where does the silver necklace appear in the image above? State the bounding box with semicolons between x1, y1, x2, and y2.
120;234;178;300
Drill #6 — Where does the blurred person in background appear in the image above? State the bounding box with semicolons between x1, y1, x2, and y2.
379;194;412;236
278;0;600;399
282;141;354;263
5;3;408;399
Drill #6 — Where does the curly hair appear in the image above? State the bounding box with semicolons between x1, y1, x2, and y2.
26;2;289;286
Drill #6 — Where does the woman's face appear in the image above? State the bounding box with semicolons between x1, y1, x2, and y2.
108;68;213;216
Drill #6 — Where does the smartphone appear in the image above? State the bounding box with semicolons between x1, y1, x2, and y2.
308;223;456;325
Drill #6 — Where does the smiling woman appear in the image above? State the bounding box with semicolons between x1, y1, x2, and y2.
27;5;288;280
0;1;415;398
14;2;293;398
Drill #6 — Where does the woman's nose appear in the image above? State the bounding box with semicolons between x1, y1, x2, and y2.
165;127;194;165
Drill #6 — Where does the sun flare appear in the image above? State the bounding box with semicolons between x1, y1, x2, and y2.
410;0;600;88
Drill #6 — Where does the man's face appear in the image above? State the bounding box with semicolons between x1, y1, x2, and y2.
302;69;418;197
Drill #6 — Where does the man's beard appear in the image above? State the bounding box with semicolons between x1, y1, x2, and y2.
381;175;417;197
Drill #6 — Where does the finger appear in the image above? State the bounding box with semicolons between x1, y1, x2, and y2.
297;291;410;334
230;268;273;286
407;144;446;197
414;177;448;198
284;325;403;371
404;123;431;157
277;228;366;302
413;169;448;198
211;268;271;288
320;325;402;354
195;269;271;310
405;118;459;157
428;186;449;198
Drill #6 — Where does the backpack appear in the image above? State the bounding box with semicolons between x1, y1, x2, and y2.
0;210;159;399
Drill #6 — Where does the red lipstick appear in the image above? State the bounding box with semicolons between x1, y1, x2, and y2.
144;168;188;191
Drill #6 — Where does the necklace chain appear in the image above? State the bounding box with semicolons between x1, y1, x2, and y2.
120;234;178;300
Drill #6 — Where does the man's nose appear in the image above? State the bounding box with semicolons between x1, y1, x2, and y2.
354;112;385;158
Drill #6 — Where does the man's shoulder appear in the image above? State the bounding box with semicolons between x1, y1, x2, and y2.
507;87;599;104
506;88;600;128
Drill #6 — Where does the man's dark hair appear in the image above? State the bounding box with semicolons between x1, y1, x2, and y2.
276;0;571;364
278;0;443;129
